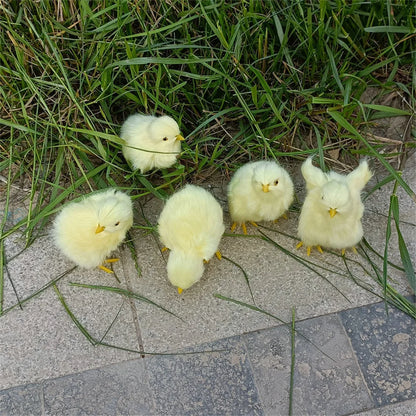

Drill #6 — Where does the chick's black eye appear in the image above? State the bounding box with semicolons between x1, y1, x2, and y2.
162;137;168;141
114;221;120;226
274;180;279;186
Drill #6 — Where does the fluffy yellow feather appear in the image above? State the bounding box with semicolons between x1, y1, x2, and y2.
121;114;184;173
53;189;133;272
297;157;373;255
228;160;294;234
158;184;225;293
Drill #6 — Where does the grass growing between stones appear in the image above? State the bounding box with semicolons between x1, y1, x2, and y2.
0;0;415;329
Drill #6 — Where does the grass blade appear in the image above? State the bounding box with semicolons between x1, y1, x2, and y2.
328;111;416;202
69;283;182;320
53;283;95;345
1;266;77;316
56;283;223;356
289;307;296;416
222;255;255;304
257;229;350;302
391;195;415;293
214;293;334;362
364;26;414;34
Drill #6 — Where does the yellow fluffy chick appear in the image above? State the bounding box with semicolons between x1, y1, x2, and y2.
228;160;294;234
53;189;133;272
297;157;373;255
121;114;184;173
158;184;225;293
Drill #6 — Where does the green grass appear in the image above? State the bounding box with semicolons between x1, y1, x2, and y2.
0;0;415;321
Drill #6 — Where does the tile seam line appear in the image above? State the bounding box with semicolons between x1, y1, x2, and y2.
40;382;46;416
334;312;376;415
239;333;268;416
0;298;412;397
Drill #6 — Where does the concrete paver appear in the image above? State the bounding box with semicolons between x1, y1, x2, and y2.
352;399;416;415
244;314;373;416
145;336;263;416
42;359;152;416
0;300;414;415
340;301;416;407
0;384;42;416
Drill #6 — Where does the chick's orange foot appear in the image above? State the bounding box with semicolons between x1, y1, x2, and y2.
99;265;113;273
274;213;289;223
105;258;120;263
230;221;258;235
341;247;358;256
296;242;323;256
98;258;120;273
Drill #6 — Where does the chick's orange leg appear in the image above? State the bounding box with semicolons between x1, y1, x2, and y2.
296;241;303;249
317;246;323;254
215;250;222;260
352;246;358;254
306;246;311;256
105;258;119;263
249;221;258;228
241;222;247;235
230;222;237;232
99;265;114;274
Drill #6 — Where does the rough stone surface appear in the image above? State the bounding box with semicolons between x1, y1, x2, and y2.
42;359;152;416
351;399;416;416
0;383;43;416
145;336;264;416
244;314;373;416
0;268;141;390
340;301;416;407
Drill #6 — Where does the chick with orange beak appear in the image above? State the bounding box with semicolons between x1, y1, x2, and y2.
53;189;133;272
121;114;185;173
228;160;294;234
297;157;372;256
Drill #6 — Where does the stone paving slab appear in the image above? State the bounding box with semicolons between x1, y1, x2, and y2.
0;287;140;391
1;300;414;415
352;399;416;415
0;232;142;390
42;359;152;416
0;383;43;416
243;313;373;416
339;301;416;407
145;336;263;416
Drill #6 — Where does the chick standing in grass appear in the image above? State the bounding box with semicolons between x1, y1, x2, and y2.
121;114;184;173
228;160;294;234
297;157;372;256
158;184;225;293
53;189;133;273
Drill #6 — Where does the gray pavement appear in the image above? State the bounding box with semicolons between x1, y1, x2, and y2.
0;154;415;415
0;300;415;415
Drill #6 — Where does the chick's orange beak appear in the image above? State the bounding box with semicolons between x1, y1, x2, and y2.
329;208;337;218
95;224;105;234
176;134;185;141
177;287;183;294
262;184;270;193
